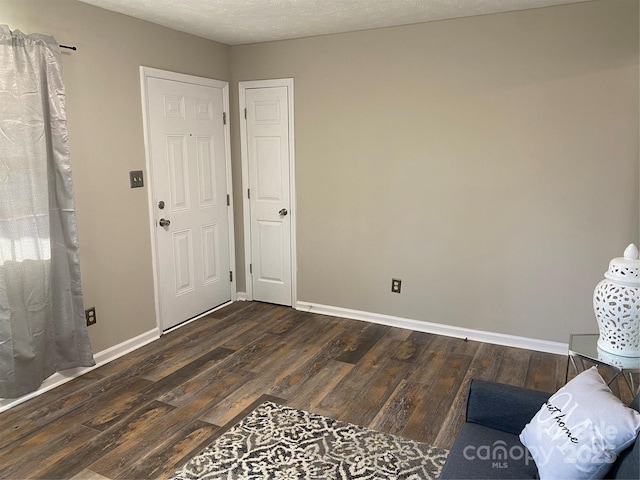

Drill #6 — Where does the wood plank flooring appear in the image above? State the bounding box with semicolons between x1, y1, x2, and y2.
0;301;632;479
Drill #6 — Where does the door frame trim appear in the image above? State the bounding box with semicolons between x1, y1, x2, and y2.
239;78;297;305
140;66;237;332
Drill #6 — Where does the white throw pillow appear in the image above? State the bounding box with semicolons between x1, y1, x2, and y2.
519;366;640;479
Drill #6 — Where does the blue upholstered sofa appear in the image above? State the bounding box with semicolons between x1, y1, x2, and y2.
439;379;640;479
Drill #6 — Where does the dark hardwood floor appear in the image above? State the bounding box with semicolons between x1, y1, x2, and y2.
0;301;631;479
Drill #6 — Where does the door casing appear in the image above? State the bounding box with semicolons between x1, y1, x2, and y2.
140;66;236;332
239;78;297;304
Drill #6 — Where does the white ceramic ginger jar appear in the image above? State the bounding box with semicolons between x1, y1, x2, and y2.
593;243;640;357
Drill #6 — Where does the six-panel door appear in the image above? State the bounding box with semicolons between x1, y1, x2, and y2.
148;77;231;330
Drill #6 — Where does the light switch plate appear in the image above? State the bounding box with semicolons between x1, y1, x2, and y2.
129;170;144;188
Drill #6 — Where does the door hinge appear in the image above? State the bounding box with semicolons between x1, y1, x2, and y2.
247;188;250;199
249;263;252;274
244;108;247;119
229;271;233;282
223;112;227;125
227;194;230;206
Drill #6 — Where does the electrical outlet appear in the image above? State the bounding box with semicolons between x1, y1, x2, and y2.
391;278;402;293
129;170;144;188
85;307;96;326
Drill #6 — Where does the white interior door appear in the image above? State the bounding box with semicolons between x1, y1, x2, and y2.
144;71;233;331
241;81;295;306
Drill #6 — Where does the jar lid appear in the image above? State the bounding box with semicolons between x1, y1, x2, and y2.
604;243;640;287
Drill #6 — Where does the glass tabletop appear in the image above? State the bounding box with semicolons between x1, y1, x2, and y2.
569;334;640;371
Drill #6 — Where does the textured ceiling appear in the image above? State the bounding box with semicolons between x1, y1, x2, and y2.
78;0;592;46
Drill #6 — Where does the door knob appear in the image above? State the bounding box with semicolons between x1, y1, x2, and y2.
159;218;171;227
279;208;288;216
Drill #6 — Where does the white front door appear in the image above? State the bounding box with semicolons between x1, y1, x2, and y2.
144;70;233;331
241;81;295;306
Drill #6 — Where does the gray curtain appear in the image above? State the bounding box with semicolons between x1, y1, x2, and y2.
0;25;94;398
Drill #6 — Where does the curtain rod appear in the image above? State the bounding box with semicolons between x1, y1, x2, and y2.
59;44;76;51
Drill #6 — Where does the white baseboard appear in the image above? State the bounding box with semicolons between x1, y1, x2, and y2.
0;328;160;414
295;301;568;356
1;300;567;413
235;291;249;301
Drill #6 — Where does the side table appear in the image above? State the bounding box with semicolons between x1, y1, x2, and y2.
567;333;640;397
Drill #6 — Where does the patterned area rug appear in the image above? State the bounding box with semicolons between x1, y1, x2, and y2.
169;401;448;480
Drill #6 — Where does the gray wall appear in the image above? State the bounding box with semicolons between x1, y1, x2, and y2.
1;0;638;355
1;0;230;352
230;0;639;343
